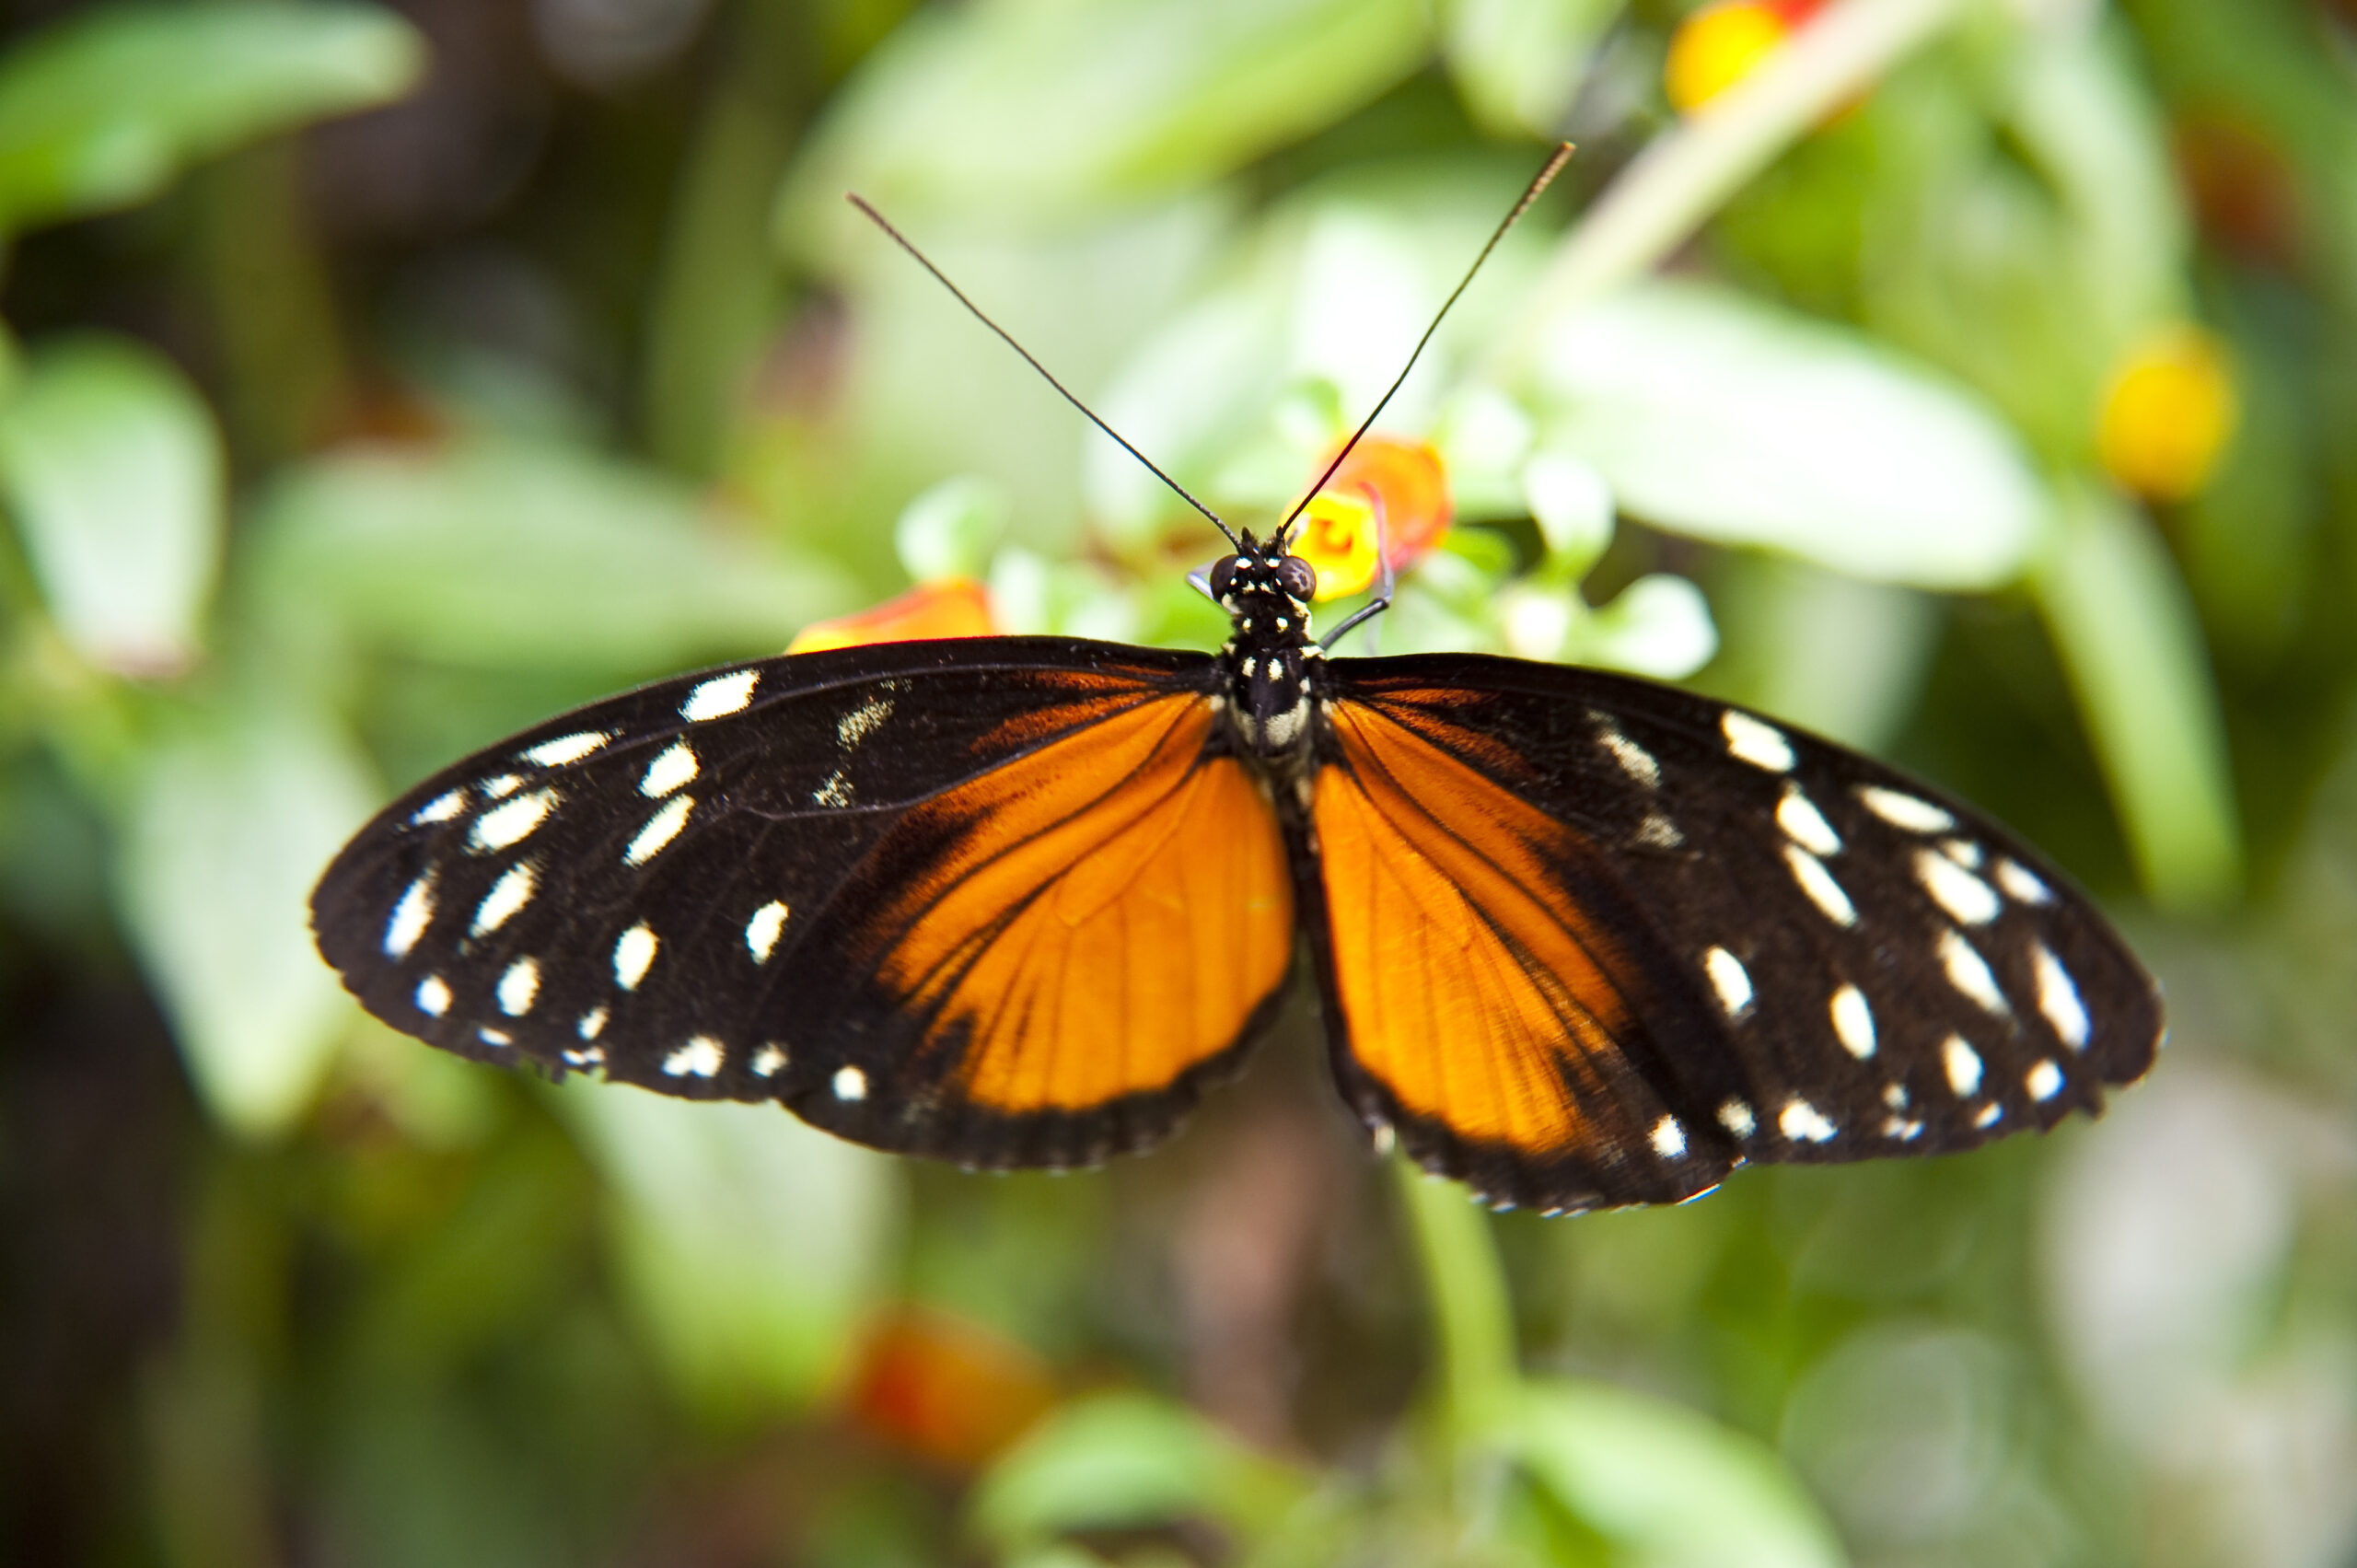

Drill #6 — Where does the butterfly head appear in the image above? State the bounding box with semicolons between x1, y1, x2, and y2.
1207;535;1317;611
1212;532;1320;760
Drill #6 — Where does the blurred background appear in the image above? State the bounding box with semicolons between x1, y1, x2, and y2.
2;0;2354;1562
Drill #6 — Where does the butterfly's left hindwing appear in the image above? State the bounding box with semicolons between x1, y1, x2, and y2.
1301;654;2162;1214
312;637;1293;1170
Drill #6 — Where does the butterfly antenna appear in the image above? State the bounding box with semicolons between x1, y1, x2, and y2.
1277;143;1573;549
847;194;1241;552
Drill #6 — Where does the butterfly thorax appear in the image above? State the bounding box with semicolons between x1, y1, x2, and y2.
1209;534;1321;762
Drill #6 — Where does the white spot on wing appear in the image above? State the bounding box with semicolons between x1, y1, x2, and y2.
1830;984;1875;1060
1718;1098;1756;1138
480;774;523;800
1995;858;2053;904
745;900;789;962
838;695;894;749
497;957;540;1016
751;1044;787;1077
1777;786;1841;856
613;923;657;990
624;795;693;865
1783;843;1858;925
1973;1102;2003;1129
1780;1098;1837;1143
1634;813;1684;849
1591;714;1660;787
664;1036;724;1077
1938;929;2007;1015
577;1006;607;1040
1857;784;1955;834
813;771;853;807
412;791;464;825
1372;1124;1397;1156
385;875;435;958
524;730;611;768
681;668;759;721
1651;1115;1687;1158
471;789;556;853
1942;1034;1983;1097
1703;947;1753;1018
1884;1116;1924;1140
640;741;698;797
415;974;451;1017
564;1046;605;1069
1915;848;2001;925
2026;1059;2063;1101
479;1028;511;1047
1721;710;1795;772
471;861;536;935
2032;943;2091;1048
833;1065;867;1101
1939;837;1983;869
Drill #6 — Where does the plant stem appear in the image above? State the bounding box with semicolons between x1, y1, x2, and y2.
1392;1160;1517;1444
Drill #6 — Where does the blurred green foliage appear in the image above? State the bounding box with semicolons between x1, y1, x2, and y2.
4;0;2356;1564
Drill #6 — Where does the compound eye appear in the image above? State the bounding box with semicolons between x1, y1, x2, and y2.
1208;556;1239;599
1276;555;1318;601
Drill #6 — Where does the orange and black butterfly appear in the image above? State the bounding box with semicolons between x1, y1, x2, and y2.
310;151;2159;1215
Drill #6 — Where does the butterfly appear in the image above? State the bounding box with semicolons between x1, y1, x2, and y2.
309;151;2160;1216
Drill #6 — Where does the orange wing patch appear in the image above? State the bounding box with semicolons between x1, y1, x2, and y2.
866;694;1292;1114
1315;701;1643;1157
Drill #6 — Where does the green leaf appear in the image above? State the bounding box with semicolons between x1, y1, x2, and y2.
1701;557;1941;751
557;1083;902;1422
0;2;424;235
782;0;1430;225
1855;19;2187;459
243;436;860;675
2003;18;2188;360
1575;573;1718;679
1502;1377;1849;1568
0;334;223;677
1441;0;1623;138
115;696;377;1137
2033;485;2241;910
1533;280;2050;589
970;1392;1308;1554
1520;449;1614;582
897;474;1010;584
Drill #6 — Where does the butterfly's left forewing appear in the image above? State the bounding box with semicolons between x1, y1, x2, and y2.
1302;655;2162;1214
313;637;1293;1170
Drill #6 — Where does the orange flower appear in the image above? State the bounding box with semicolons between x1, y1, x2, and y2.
2096;324;2238;503
1665;0;1829;115
1288;436;1453;601
847;1306;1056;1470
786;577;995;654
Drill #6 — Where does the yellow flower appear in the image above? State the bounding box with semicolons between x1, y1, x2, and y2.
1286;436;1454;601
1666;1;1801;115
2096;324;2238;503
1293;488;1384;599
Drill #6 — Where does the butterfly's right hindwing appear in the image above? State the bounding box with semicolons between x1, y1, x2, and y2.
1302;654;2162;1215
311;637;1287;1169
